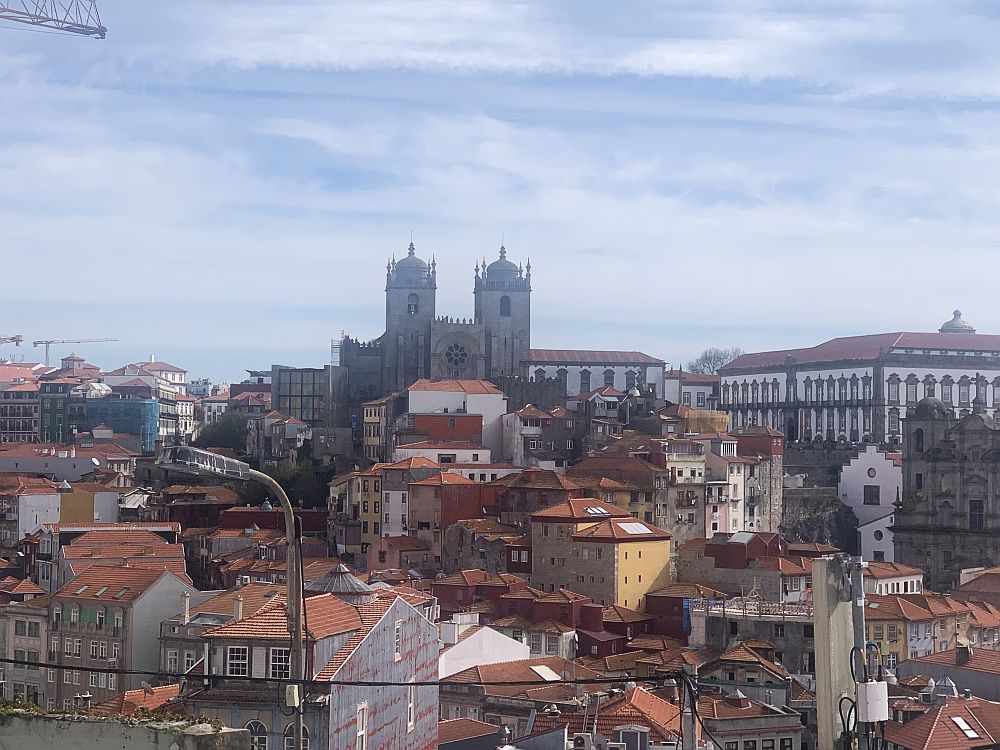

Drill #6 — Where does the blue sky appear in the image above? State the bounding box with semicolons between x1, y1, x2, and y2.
3;1;1000;382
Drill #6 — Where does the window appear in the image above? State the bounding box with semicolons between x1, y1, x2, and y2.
971;499;985;530
246;721;268;750
15;620;25;636
90;672;98;688
915;472;923;490
112;642;120;660
888;411;900;433
167;650;179;673
604;369;616;387
905;383;917;403
500;295;511;317
863;485;880;506
888;382;899;403
226;646;249;676
270;648;291;680
407;293;419;315
184;651;197;672
284;724;309;750
356;703;368;750
546;635;559;655
48;668;55;683
394;620;403;661
70;607;79;624
108;672;116;691
64;670;72;684
96;610;105;628
942;383;953;403
803;623;814;638
529;633;542;653
960;383;971;405
90;641;99;659
73;638;81;657
407;680;416;731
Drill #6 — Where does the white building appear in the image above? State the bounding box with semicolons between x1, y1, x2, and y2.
664;369;720;409
528;349;666;399
719;310;1000;445
863;560;924;595
438;612;529;678
394;441;492;465
859;511;895;564
201;394;230;425
838;444;902;561
407;379;507;454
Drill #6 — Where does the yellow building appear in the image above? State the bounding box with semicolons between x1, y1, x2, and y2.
361;394;397;462
530;496;672;609
356;464;388;553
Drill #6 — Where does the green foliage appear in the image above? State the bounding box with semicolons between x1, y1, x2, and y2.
234;461;333;509
193;410;248;452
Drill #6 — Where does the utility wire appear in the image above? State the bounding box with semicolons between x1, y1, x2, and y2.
0;654;681;689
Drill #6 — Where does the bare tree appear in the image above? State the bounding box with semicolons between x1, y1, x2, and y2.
686;346;745;375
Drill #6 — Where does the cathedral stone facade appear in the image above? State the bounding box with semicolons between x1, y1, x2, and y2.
894;395;1000;591
341;242;532;399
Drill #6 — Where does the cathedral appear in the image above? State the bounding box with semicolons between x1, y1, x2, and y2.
340;242;532;397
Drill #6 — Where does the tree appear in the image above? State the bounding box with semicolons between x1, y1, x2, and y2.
192;410;248;452
686;346;745;375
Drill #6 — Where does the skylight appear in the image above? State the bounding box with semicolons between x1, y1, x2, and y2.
619;522;653;535
951;717;980;739
112;588;128;599
530;665;561;682
75;585;89;594
94;586;108;597
585;507;611;516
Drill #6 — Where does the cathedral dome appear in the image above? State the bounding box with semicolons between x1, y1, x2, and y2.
395;242;429;271
939;309;975;333
486;245;519;278
914;397;949;419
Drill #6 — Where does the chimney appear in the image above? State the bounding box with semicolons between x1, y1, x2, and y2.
579;603;604;632
70;447;76;458
181;591;191;625
234;594;244;621
964;689;973;699
956;644;973;665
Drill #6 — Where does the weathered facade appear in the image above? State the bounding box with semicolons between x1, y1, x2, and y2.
895;397;1000;591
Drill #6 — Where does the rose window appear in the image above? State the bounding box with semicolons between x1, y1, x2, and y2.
445;343;468;366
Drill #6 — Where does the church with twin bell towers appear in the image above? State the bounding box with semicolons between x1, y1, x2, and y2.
340;241;532;397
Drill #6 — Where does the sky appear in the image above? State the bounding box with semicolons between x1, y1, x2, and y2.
3;1;1000;382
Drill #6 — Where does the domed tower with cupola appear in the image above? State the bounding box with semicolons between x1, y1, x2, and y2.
474;244;532;378
383;241;437;391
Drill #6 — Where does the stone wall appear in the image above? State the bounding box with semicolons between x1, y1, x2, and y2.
0;711;248;750
780;487;858;553
783;445;860;488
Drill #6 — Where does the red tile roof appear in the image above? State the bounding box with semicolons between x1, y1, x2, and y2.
573;518;671;543
647;582;728;599
176;583;283;621
204;593;362;640
408;379;503;394
443;656;605;699
902;648;1000;676
530;496;630;522
864;594;934;622
559;687;681;743
529;349;664;365
438;718;498;744
90;684;180;717
865;561;925;579
603;604;654;624
398;440;489;451
385;456;443;471
53;565;186;604
883;697;1000;750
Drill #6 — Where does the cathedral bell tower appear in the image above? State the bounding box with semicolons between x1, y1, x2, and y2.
474;244;531;378
384;241;436;391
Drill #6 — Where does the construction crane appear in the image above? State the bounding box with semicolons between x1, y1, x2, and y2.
0;335;24;347
0;0;106;38
33;337;117;366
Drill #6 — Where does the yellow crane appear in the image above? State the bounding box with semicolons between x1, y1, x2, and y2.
33;337;117;366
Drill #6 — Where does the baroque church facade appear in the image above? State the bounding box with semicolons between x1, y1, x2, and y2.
340;242;532;398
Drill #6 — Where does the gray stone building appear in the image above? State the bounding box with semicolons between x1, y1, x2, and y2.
340;242;533;399
894;396;1000;591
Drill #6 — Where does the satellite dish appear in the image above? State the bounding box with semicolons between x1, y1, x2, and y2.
141;681;155;695
91;457;100;466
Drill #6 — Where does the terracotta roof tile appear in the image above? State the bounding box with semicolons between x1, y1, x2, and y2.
529;350;663;365
90;684;180;717
204;593;362;640
53;565;185;603
438;718;498;744
408;379;503;395
884;697;1000;750
573;517;671;542
531;496;630;522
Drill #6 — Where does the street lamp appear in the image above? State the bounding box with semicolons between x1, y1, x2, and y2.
156;446;305;749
